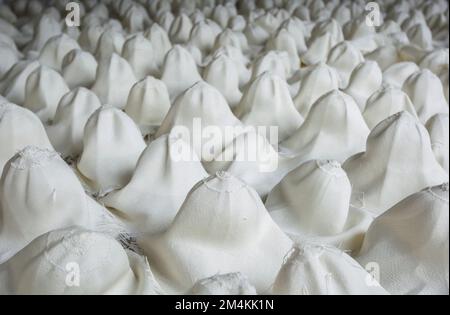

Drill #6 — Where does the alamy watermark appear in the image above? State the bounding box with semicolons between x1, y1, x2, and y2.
365;2;382;27
65;2;81;27
65;262;80;287
365;262;381;287
169;119;279;173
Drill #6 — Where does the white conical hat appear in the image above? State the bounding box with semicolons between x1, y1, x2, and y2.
266;29;300;72
283;90;369;163
0;227;158;294
122;34;159;80
235;72;304;141
251;51;290;80
0;33;20;56
46;87;101;158
38;34;80;71
357;183;449;295
406;23;433;50
144;23;172;68
212;5;230;28
124;77;171;137
426;114;449;173
188;20;217;55
344;111;448;216
272;244;388;295
203;54;242;109
365;45;401;71
439;67;449;103
213;28;249;54
62;49;98;89
301;19;344;65
0;60;39;105
266;160;372;253
78;25;106;53
0;146;117;263
278;17;307;54
84;1;109;21
77;106;146;195
122;4;151;33
91;53;137;109
344;61;382;111
158;11;175;32
138;172;293;294
156;81;242;161
188;273;257;295
24;65;70;123
244;21;270;46
94;28;125;61
169;13;193;44
207;129;298;197
293;62;340;117
24;13;62;52
377;21;410;47
183;42;203;67
332;4;351;26
211;45;251;88
382;61;420;88
326;41;364;88
0;103;53;173
160;45;202;100
0;41;20;77
102;133;208;234
418;48;449;75
402;69;449;124
343;16;379;54
363;85;419;130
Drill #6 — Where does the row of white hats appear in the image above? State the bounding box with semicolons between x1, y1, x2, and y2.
1;76;448;201
0;49;448;161
0;142;447;294
0;0;448;95
0;48;448;148
0;0;448;295
0;105;448;290
1;0;447;52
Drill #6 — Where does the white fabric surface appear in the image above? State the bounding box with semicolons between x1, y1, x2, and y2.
0;103;53;173
344;61;383;111
91;53;137;109
46;87;102;158
344;111;448;216
402;69;449;124
138;172;293;294
293;62;340;117
77;106;146;194
266;160;372;253
357;183;449;295
0;146;116;264
283;90;369;163
235;72;304;141
272;244;389;295
426;114;449;173
0;227;158;294
102;133;208;234
24;65;70;123
124;77;171;137
188;273;257;295
363;85;419;130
